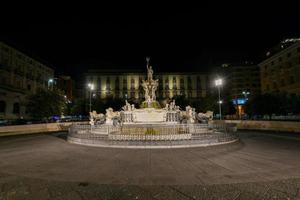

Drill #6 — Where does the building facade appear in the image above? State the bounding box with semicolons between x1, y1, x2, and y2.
0;42;54;119
212;63;261;117
259;41;300;95
53;75;74;101
221;64;261;100
84;69;210;101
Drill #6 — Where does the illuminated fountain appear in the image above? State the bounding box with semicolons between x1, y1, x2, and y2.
68;58;238;148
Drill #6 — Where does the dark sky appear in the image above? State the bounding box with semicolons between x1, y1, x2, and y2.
1;2;300;77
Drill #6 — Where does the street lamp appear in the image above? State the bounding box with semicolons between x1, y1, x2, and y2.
48;78;54;89
215;78;223;120
242;91;250;100
88;83;94;112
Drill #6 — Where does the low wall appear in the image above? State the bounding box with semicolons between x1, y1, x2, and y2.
0;122;72;137
221;120;300;133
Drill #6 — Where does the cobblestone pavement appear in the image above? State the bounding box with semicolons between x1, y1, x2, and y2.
0;131;300;199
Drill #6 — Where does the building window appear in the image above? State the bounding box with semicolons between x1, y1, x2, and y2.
173;77;177;89
106;77;110;90
165;90;170;98
187;77;192;90
196;76;201;90
131;78;135;89
188;91;192;98
13;103;20;114
271;61;274;65
0;101;6;113
297;47;300;52
287;52;291;57
278;57;282;62
165;78;169;90
139;77;143;90
27;84;31;91
180;78;184;89
123;78;127;90
158;77;163;90
115;77;119;90
98;77;101;91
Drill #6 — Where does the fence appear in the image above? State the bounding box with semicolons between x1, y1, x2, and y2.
68;123;238;143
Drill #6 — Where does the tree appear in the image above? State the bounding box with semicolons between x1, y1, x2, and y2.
244;92;300;119
26;89;66;120
69;98;87;115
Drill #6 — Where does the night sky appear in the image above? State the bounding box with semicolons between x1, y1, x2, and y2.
1;2;300;78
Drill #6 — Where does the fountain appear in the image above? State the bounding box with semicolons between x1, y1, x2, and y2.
68;58;238;148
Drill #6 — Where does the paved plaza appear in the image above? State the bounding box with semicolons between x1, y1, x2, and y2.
0;131;300;199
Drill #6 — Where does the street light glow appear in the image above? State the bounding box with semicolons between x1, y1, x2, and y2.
214;78;223;120
88;83;94;90
215;78;223;86
48;79;53;83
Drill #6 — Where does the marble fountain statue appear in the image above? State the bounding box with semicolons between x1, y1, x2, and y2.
68;58;238;148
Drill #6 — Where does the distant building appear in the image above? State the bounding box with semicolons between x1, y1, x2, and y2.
222;64;261;99
83;69;210;101
53;75;74;101
0;42;54;119
215;63;261;117
259;40;300;95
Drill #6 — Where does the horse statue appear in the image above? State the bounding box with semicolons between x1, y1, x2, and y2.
197;111;214;123
105;107;121;125
89;111;105;125
179;106;197;124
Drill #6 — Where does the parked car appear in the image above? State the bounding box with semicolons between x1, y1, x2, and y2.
0;119;8;126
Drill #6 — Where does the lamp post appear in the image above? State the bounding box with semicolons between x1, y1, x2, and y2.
242;91;250;100
215;78;223;120
88;83;94;112
48;78;54;90
241;91;250;119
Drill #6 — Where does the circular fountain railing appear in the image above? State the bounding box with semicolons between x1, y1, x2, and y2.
67;123;238;148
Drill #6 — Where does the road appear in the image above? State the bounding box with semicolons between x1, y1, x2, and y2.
0;131;300;199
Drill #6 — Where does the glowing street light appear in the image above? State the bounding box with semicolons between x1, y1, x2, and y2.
88;83;95;112
215;78;223;120
48;78;54;89
242;91;250;100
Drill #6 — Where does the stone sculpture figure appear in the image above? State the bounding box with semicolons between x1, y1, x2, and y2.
105;108;120;124
147;65;154;81
140;57;160;105
184;106;196;123
165;103;169;110
142;80;150;102
122;100;133;111
197;111;214;122
89;111;105;125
